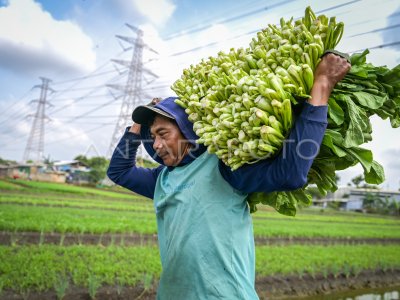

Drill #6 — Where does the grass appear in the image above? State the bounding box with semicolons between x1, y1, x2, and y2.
1;203;399;238
0;244;398;292
0;204;157;234
256;244;400;277
0;194;153;213
0;245;161;292
0;180;24;190
4;179;139;199
252;217;400;238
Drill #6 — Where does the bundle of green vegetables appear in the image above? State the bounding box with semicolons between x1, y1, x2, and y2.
171;7;400;216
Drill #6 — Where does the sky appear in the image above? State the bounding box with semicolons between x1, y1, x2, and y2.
0;0;399;189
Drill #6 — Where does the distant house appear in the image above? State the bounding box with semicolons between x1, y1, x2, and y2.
0;164;13;178
315;186;400;211
53;160;91;184
0;163;66;183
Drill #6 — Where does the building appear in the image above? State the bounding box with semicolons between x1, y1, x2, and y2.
315;186;400;211
0;163;66;183
53;160;91;184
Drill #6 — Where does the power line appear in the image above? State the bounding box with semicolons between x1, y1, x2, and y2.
162;0;277;39
55;115;121;119
164;0;295;41
349;23;400;37
46;60;113;102
48;72;123;115
0;89;33;118
166;0;367;58
49;94;111;102
352;40;400;52
51;84;110;92
51;69;119;85
45;123;114;146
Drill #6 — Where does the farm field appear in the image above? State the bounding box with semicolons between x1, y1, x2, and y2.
0;178;399;299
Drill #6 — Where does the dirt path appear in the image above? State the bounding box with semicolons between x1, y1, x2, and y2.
1;269;399;300
1;231;400;246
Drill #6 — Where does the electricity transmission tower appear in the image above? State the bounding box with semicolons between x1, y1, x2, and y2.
23;77;54;163
107;23;158;158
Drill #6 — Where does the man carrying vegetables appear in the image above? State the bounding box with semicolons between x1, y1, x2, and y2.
107;53;350;299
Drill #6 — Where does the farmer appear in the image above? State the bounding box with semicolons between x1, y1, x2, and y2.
107;53;350;299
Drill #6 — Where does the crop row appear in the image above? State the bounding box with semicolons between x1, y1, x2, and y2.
0;179;136;199
0;244;399;293
3;179;400;226
0;195;153;213
0;204;156;234
1;204;400;238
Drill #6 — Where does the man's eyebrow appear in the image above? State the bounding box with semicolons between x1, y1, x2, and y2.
150;126;168;135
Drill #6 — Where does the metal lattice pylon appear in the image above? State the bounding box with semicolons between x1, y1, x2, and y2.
23;77;53;162
107;24;158;158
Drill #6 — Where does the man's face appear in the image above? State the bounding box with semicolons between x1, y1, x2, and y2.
150;115;191;166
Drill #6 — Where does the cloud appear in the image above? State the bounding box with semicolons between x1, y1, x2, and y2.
131;0;176;26
110;0;176;26
0;0;96;76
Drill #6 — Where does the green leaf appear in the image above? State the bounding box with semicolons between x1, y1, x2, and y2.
390;116;400;128
335;82;363;91
381;64;400;87
255;191;297;216
349;65;368;78
350;49;369;66
328;98;344;125
353;91;387;109
364;160;385;184
275;193;296;216
334;155;357;170
343;96;370;147
322;133;347;157
325;129;344;144
345;147;373;173
290;189;312;206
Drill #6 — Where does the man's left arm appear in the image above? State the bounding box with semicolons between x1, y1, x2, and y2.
219;53;351;194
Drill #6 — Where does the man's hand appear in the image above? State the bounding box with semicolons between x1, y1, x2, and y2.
128;97;162;134
309;53;351;106
129;123;142;134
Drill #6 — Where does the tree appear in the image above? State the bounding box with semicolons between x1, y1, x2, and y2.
74;155;90;166
350;174;379;189
0;157;17;165
351;175;364;188
73;155;109;184
363;193;400;215
43;155;54;166
87;157;109;184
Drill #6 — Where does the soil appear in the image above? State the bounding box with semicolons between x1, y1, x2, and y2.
0;231;158;247
255;268;400;299
1;269;399;300
1;231;400;247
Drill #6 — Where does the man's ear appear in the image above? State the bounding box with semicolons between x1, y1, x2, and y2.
150;98;162;105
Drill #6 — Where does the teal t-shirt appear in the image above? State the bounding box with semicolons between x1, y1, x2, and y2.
154;152;259;299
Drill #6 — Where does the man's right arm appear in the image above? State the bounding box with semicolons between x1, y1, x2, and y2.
106;127;164;199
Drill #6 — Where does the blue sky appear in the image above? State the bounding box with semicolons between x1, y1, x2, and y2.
0;0;399;189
